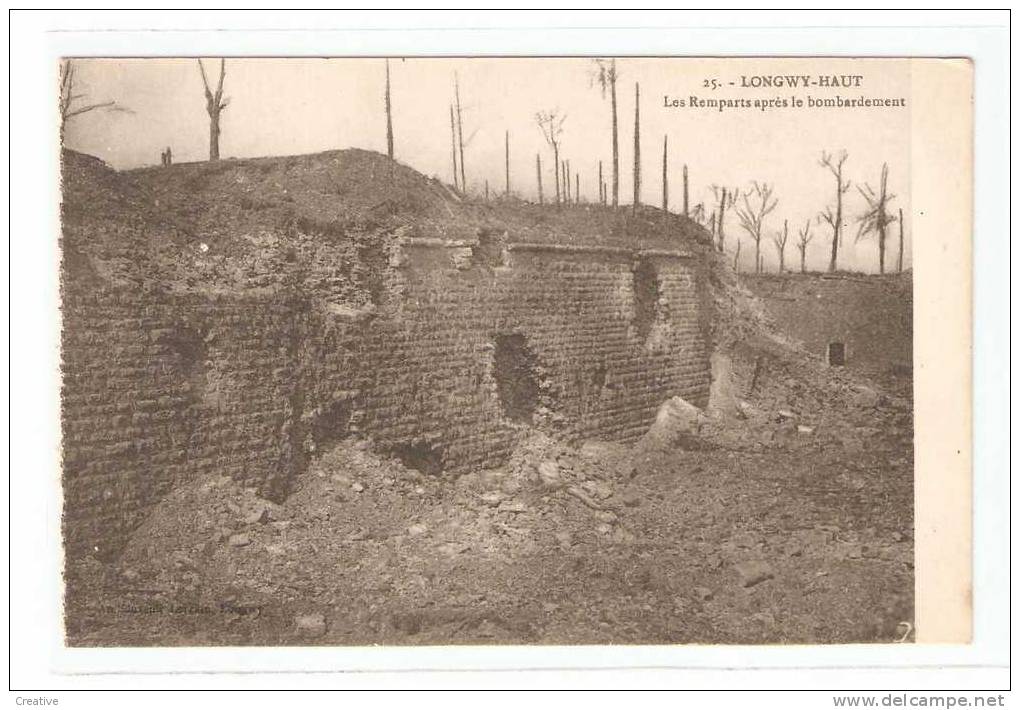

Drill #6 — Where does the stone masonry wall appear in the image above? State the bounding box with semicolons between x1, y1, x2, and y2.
62;240;712;556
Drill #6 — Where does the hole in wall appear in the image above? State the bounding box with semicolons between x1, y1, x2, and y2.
160;327;208;400
493;333;542;424
392;441;445;476
308;399;353;453
827;341;846;367
632;258;660;342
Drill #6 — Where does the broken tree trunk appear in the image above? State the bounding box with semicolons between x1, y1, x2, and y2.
632;82;641;211
683;164;689;217
536;154;543;205
455;73;466;192
449;105;459;191
385;59;394;160
662;135;668;212
897;207;905;273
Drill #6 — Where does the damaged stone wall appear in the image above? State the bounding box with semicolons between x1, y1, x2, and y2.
62;237;712;556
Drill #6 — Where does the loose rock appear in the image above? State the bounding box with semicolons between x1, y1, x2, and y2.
735;560;775;588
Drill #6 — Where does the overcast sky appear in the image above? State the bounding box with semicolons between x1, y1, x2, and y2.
64;57;912;272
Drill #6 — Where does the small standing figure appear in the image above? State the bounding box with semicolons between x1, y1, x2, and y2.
165;146;172;166
160;148;167;166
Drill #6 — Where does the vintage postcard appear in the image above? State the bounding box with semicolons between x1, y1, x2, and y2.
57;55;972;650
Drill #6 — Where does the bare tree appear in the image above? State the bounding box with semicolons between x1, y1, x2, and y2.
384;59;394;160
796;218;815;273
856;163;897;274
198;59;229;161
771;219;790;273
632;83;641;211
735;181;779;274
449;105;459;191
661;135;669;211
598;160;604;205
733;239;742;272
711;185;737;253
591;58;620;207
682;164;689;217
897;207;905;272
59;59;130;144
535;110;566;205
819;150;851;272
454;73;467;191
536;154;543;205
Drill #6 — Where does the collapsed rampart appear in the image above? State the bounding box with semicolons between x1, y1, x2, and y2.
61;149;714;556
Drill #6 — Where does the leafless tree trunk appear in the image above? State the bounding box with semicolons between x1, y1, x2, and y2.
536;110;565;206
575;173;580;204
598;161;604;205
898;207;905;272
713;186;735;253
536;154;543;205
385;59;394;160
554;146;560;204
60;59;128;144
683;164;689;217
198;59;229;161
592;59;620;207
610;60;619;208
820;150;851;273
771;219;789;273
797;219;814;273
661;135;669;212
733;240;741;272
449;105;459;191
632;83;641;211
455;73;466;192
717;188;727;253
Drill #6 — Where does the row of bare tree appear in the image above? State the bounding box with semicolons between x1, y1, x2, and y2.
60;58;905;274
686;151;903;275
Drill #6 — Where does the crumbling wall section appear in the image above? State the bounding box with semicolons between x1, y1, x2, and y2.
62;284;311;556
63;238;712;556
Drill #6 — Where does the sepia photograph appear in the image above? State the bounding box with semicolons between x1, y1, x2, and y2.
59;55;925;647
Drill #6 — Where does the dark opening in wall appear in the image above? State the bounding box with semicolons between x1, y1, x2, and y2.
309;399;353;452
633;258;660;341
159;327;208;400
392;441;444;475
356;241;388;306
493;333;541;424
827;341;846;367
